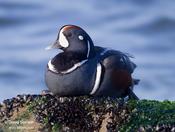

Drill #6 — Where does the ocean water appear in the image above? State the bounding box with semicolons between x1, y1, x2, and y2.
0;0;175;102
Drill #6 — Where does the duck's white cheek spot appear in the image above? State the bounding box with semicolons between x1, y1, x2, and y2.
59;31;69;48
78;35;84;40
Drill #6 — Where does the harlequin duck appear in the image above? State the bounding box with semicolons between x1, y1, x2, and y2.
45;25;139;99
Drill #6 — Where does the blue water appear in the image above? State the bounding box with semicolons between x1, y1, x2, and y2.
0;0;175;102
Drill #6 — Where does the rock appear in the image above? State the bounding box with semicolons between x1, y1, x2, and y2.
0;94;175;131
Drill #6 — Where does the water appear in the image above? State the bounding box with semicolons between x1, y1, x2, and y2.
0;0;175;102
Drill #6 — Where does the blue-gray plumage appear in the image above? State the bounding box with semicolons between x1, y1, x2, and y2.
45;25;139;99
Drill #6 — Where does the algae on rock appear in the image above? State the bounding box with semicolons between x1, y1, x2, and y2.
0;94;175;132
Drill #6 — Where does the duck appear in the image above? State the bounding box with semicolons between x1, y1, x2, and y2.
45;25;139;99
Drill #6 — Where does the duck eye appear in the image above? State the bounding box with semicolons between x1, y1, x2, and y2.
78;35;84;40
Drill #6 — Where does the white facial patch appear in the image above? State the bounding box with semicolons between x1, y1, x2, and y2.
59;28;69;48
78;35;84;40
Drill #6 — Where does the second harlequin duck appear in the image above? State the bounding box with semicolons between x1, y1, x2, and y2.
45;25;139;99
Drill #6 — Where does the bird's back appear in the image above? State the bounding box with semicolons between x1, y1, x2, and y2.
95;46;136;73
92;46;137;97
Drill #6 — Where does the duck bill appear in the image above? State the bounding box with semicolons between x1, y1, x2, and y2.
45;41;63;50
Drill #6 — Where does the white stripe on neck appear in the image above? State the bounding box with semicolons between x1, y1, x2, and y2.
48;59;88;74
87;41;90;58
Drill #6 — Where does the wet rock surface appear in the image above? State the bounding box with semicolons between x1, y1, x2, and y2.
0;94;175;131
0;94;39;123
